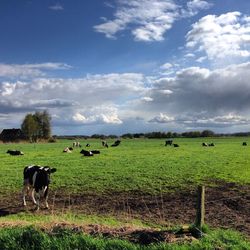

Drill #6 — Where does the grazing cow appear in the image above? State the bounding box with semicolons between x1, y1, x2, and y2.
73;141;81;147
86;143;90;147
202;143;208;147
102;140;109;148
208;143;215;147
63;147;72;153
111;140;121;147
165;140;173;146
22;165;57;210
173;144;179;147
242;142;247;146
6;150;24;155
80;149;93;156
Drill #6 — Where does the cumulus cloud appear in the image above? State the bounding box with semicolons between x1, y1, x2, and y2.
94;0;212;42
0;63;71;79
149;113;175;123
151;63;250;128
186;12;250;60
0;73;144;127
1;61;250;133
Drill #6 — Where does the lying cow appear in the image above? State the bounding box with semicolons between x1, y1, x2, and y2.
80;149;93;156
63;147;72;153
111;140;121;147
22;165;57;210
6;150;24;155
202;143;208;147
209;143;215;147
173;144;179;147
242;142;247;146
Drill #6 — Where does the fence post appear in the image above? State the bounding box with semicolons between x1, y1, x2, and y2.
195;185;205;229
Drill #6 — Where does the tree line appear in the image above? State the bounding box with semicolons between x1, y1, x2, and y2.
20;110;250;141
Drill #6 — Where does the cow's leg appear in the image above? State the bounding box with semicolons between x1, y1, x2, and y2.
45;195;49;209
22;185;29;206
35;191;42;210
44;186;49;209
31;188;37;205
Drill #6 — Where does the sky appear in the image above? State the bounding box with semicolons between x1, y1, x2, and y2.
0;0;250;135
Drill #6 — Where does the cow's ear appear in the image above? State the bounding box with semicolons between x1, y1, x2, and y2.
50;168;57;173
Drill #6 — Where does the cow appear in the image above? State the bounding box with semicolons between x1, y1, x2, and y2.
165;140;173;146
63;147;72;153
86;143;90;147
173;144;179;147
73;141;81;147
80;149;93;156
202;143;208;147
102;140;109;148
242;142;247;146
22;165;57;210
111;140;121;147
6;150;24;155
208;143;215;147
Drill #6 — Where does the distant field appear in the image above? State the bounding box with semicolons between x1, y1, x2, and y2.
0;137;249;195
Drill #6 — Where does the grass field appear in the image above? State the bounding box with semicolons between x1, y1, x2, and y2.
0;137;249;194
0;138;249;248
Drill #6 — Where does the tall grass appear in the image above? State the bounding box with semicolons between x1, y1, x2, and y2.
0;226;249;250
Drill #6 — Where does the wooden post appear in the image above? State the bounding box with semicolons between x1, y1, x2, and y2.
195;185;205;229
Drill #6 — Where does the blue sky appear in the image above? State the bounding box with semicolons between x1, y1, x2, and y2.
0;0;250;135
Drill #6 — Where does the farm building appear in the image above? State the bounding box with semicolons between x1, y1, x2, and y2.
0;128;25;142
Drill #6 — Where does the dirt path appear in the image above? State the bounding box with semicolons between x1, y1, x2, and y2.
0;182;249;237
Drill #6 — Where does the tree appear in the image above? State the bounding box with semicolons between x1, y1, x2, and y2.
21;114;38;142
201;130;215;137
21;110;52;141
34;110;51;139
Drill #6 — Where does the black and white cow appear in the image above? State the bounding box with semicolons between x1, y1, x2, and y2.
22;165;57;210
242;142;247;146
102;140;109;148
165;140;173;146
80;149;94;156
6;150;24;155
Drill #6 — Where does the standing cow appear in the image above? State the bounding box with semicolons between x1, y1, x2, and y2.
22;165;57;210
165;140;173;146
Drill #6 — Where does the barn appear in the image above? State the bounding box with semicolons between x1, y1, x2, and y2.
0;128;25;142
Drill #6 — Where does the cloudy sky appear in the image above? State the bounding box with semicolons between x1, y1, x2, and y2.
0;0;250;135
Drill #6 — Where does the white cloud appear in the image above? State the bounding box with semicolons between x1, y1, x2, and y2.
0;63;71;79
141;96;153;102
160;63;173;70
186;0;213;16
149;113;175;123
186;12;250;60
49;4;64;11
94;0;212;42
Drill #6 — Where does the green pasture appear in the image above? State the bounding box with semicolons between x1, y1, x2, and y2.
0;137;249;195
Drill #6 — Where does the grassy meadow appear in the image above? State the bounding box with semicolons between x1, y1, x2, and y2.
0;137;249;249
0;137;249;195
